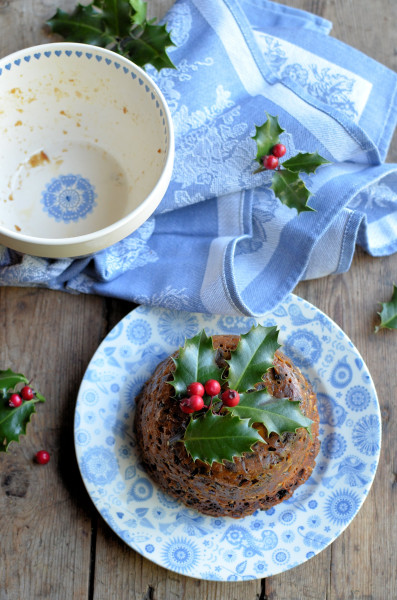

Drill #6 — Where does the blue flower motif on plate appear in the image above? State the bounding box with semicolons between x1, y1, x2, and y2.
272;548;290;564
127;477;153;502
82;389;99;406
161;536;200;574
123;376;147;408
352;415;381;456
254;560;268;574
80;446;118;485
281;530;295;543
76;429;91;446
324;488;360;526
330;356;353;388
345;385;371;412
322;432;347;459
158;310;199;346
126;319;152;345
283;329;322;368
307;515;321;528
278;510;296;526
41;174;97;223
118;445;131;459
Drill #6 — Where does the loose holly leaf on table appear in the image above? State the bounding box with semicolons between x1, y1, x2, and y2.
183;410;263;465
47;0;176;71
0;369;46;452
130;0;147;26
120;22;175;71
0;369;28;396
170;330;222;397
227;390;313;436
47;5;115;46
226;325;281;392
271;170;315;213
375;284;397;332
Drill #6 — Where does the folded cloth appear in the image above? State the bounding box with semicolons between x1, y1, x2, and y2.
1;0;397;316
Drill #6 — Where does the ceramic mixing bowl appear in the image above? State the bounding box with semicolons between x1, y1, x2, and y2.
0;42;174;258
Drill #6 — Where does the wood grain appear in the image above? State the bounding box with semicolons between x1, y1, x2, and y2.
0;0;396;599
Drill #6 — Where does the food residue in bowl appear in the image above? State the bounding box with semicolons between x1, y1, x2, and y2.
28;150;50;168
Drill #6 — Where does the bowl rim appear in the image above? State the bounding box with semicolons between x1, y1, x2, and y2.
0;42;175;248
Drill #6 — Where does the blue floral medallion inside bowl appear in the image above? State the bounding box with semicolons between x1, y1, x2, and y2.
41;174;97;223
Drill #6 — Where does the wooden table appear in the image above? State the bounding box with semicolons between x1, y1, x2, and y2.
1;1;396;598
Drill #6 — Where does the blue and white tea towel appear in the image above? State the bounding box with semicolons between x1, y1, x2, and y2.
1;0;397;316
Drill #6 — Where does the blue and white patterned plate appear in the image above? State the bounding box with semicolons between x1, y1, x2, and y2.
74;295;381;580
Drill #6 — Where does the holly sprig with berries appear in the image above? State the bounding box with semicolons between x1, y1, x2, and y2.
170;324;313;466
0;369;48;461
253;113;331;214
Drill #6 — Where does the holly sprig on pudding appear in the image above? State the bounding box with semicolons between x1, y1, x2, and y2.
170;324;313;466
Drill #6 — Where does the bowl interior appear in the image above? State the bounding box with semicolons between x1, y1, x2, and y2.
0;45;170;240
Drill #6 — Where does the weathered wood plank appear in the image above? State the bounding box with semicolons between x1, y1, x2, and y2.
0;288;106;600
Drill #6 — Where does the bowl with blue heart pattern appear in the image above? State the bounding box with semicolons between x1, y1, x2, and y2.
0;43;174;258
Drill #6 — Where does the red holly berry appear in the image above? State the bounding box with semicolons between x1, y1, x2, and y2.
9;393;22;408
262;155;279;170
204;379;221;397
187;382;205;397
180;398;196;414
221;389;240;407
188;395;205;411
272;143;286;158
35;450;50;465
21;386;34;400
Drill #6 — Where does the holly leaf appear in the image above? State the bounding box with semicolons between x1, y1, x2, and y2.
271;170;315;213
282;152;331;174
47;5;113;47
227;390;313;436
170;330;222;397
47;0;175;71
95;0;132;38
129;0;147;26
121;22;175;70
226;325;281;393
0;399;45;452
375;284;397;332
183;410;263;465
252;113;284;164
0;370;46;452
0;369;28;397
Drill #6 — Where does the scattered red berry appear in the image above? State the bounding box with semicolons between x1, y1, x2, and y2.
188;395;205;411
9;393;22;408
35;450;50;465
272;143;286;158
21;386;34;400
221;389;240;407
204;379;221;397
187;382;205;397
262;155;279;170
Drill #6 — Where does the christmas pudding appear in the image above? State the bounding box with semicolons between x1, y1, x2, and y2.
134;325;320;518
